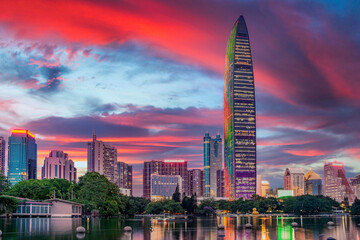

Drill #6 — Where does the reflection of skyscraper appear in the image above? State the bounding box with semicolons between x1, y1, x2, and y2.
8;129;37;185
203;132;222;197
224;16;256;199
0;136;5;175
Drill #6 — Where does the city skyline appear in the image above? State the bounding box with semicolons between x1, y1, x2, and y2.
1;1;360;196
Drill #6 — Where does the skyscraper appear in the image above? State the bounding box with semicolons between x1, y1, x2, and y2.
0;136;5;175
143;160;164;199
224;15;256;199
324;161;355;203
304;169;322;195
87;133;117;182
216;169;225;197
284;168;304;196
188;169;205;197
203;132;222;197
116;161;132;196
41;150;77;182
8;129;37;185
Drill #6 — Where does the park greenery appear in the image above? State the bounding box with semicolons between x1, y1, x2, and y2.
0;172;359;217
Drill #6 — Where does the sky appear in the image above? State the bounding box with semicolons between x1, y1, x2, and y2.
1;0;360;196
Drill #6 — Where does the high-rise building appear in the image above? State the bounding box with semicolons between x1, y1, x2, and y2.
284;168;305;196
256;174;262;196
304;169;322;195
8;129;37;185
203;132;222;197
324;161;355;203
87;133;117;182
223;16;256;200
150;174;182;201
143;159;188;199
261;180;270;197
188;169;205;197
216;169;225;197
116;161;132;196
0;136;5;175
41;150;77;182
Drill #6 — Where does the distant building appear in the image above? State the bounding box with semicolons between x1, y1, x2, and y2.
150;174;182;201
41;150;77;182
261;180;270;197
0;136;5;175
143;160;188;199
324;161;355;203
284;168;304;196
188;169;205;197
304;169;322;195
350;174;360;199
256;174;262;196
203;132;222;197
116;161;132;196
87;133;117;182
216;169;225;197
119;188;131;196
277;189;294;198
8;129;37;185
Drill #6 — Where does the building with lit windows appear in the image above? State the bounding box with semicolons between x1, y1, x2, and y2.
0;136;5;175
87;133;117;183
216;169;225;197
350;174;360;199
150;174;182;201
284;168;304;196
324;161;355;203
304;169;322;195
224;16;256;199
188;169;205;197
116;161;132;196
203;132;222;197
41;150;77;182
8;129;37;185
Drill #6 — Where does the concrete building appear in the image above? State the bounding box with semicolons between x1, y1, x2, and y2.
304;169;322;195
143;160;165;199
284;168;305;196
0;137;5;175
41;150;77;182
188;169;205;197
8;129;37;185
350;174;360;199
116;161;132;196
203;132;222;197
87;133;117;182
256;174;262;196
261;180;270;197
324;161;355;203
150;174;182;201
216;169;225;197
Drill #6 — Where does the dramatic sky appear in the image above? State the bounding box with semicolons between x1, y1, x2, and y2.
1;0;360;196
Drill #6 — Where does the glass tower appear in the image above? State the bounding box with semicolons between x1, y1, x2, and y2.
224;16;256;199
8;129;37;185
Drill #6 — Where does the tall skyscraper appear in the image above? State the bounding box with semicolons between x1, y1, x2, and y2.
116;161;132;196
304;169;322;195
188;169;205;197
224;16;256;199
203;132;222;197
8;129;37;185
41;150;77;182
0;136;5;175
87;133;117;182
143;160;164;199
324;161;355;203
284;168;304;196
216;169;225;197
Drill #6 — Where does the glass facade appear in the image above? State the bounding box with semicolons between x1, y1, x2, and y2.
224;16;256;199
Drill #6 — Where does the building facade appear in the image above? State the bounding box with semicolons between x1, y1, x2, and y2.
284;168;305;196
350;174;360;199
116;161;132;196
0;136;5;175
8;129;37;185
143;160;165;199
41;150;77;182
87;133;117;182
188;169;205;197
224;16;256;200
150;174;182;201
261;180;270;197
324;161;355;203
304;169;322;195
216;169;225;197
203;132;222;197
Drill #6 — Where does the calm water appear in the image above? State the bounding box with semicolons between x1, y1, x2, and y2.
0;216;359;239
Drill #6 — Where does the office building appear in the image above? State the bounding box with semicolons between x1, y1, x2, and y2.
216;169;225;197
8;129;37;185
116;161;132;196
261;180;270;197
324;161;355;203
188;169;205;197
150;174;182;201
350;174;360;199
304;169;322;195
143;160;165;199
41;150;77;182
0;136;5;175
87;133;117;182
224;16;256;200
284;168;304;196
203;132;222;197
256;174;262;196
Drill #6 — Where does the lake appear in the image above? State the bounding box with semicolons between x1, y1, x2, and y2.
0;215;359;239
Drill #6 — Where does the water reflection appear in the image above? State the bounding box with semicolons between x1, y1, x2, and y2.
0;216;359;239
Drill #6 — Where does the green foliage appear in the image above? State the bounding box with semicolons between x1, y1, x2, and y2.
145;200;183;214
282;195;339;215
351;198;360;215
0;195;19;215
0;175;10;193
129;197;150;214
181;195;197;214
172;185;181;202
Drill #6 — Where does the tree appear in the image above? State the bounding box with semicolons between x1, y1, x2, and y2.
351;198;360;215
181;194;197;214
0;195;19;215
0;175;10;193
172;184;181;202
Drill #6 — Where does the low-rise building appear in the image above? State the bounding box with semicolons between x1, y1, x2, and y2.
150;174;182;201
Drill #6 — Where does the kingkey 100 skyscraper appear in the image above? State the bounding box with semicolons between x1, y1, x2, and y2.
224;16;256;200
